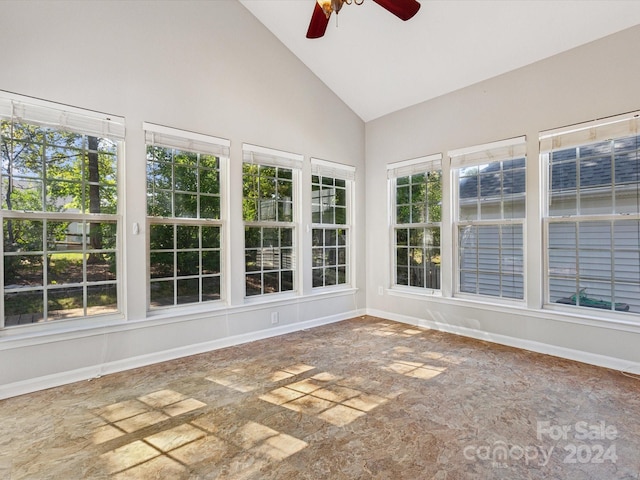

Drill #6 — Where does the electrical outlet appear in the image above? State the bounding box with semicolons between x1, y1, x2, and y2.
271;312;279;324
378;286;384;295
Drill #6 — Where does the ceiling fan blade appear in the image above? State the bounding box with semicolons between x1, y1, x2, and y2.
306;2;331;39
372;0;421;21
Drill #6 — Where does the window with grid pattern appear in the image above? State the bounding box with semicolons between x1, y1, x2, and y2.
145;123;228;308
1;95;123;326
451;138;526;300
541;113;640;314
389;155;442;290
243;144;301;297
311;159;354;288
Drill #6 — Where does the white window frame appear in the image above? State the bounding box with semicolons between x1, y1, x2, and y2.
541;111;640;316
388;154;443;294
144;122;229;310
242;143;302;299
311;157;355;290
450;136;527;302
0;92;125;329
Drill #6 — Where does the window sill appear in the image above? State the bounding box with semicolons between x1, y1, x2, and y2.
388;286;441;299
0;313;128;348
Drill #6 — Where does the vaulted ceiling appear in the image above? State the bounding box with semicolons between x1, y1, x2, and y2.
240;0;640;122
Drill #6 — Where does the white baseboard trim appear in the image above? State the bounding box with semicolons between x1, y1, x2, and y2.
366;308;640;376
0;309;364;400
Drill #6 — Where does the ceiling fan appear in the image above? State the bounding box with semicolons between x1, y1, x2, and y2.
306;0;421;39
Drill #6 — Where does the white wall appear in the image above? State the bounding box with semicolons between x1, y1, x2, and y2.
0;0;366;398
365;25;640;374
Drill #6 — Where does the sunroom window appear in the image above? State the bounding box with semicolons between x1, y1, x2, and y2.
311;158;355;288
541;112;640;314
145;122;229;309
388;154;442;291
242;144;301;297
1;95;124;327
451;137;526;300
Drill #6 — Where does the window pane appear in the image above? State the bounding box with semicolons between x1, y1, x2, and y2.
311;227;348;287
87;284;117;314
264;272;279;294
337;266;347;284
245;250;260;272
176;225;199;249
313;268;324;288
150;252;174;279
148;190;172;217
458;224;523;299
410;267;424;287
312;229;323;247
202;276;221;302
456;155;525;299
396;229;408;246
48;287;84;321
4;254;43;288
244;225;297;295
396;267;409;286
396;247;409;267
200;195;220;219
278;201;293;222
397;205;410;224
177;251;199;276
200;166;220;194
397;184;410;204
202;226;220;248
150;280;174;307
460;270;477;294
173;165;198;192
174;193;197;218
48;253;83;285
2;117;120;325
324;267;337;286
202;251;220;275
550;219;640;313
244;160;299;296
245;227;261;249
281;248;294;269
4;291;44;326
177;278;199;304
150;224;174;250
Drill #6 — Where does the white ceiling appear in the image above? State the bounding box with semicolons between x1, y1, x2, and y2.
239;0;640;122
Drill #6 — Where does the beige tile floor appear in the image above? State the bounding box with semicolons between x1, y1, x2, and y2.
1;316;639;479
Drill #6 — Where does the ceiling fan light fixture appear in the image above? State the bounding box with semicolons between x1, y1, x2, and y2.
308;0;419;39
316;0;343;18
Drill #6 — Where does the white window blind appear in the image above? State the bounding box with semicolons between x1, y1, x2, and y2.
387;153;442;179
449;136;526;169
243;143;303;169
311;158;356;181
0;93;125;140
540;111;640;152
144;122;229;157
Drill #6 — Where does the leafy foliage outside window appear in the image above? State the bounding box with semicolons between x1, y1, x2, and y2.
146;145;222;308
243;162;296;296
1;120;118;326
394;171;442;289
147;146;220;219
242;164;293;222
